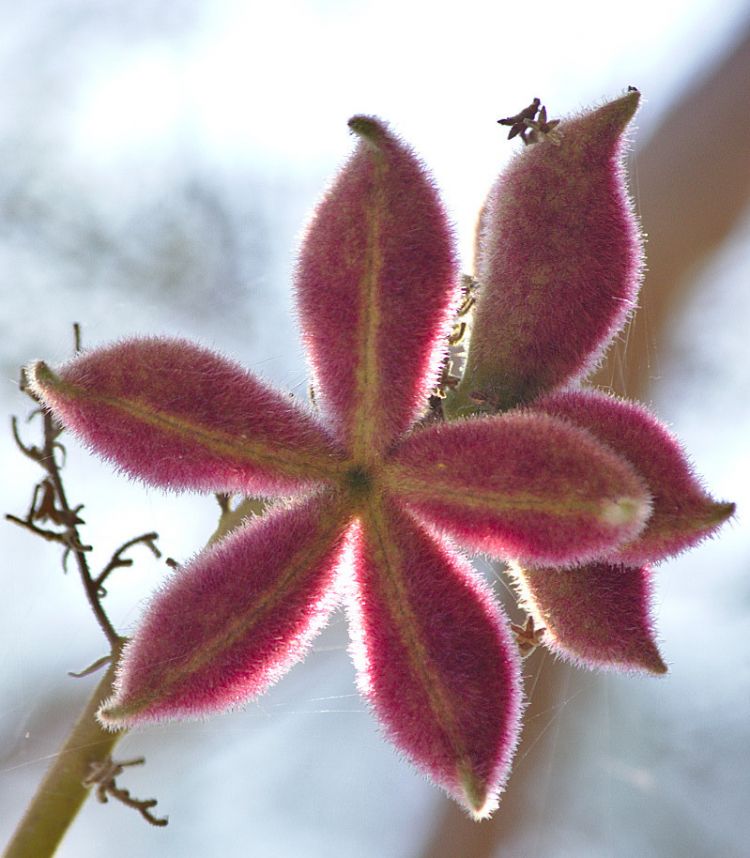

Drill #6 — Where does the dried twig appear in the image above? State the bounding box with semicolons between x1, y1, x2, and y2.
83;757;168;827
94;532;161;596
7;402;120;645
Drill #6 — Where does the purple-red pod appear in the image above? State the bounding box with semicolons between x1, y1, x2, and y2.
295;116;458;458
511;561;667;674
385;411;652;567
462;92;642;411
27;338;346;496
533;389;735;563
101;494;352;725
350;498;522;818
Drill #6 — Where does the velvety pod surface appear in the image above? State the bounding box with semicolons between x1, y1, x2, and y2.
464;92;643;410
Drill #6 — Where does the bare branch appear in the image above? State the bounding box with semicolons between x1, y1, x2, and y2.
83;757;168;828
5;513;79;546
94;532;161;595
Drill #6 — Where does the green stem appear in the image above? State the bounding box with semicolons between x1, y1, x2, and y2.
3;645;125;858
209;496;267;545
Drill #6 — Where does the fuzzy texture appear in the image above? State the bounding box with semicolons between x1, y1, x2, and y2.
511;562;667;674
27;102;733;818
28;339;346;495
349;501;522;818
464;92;643;410
295;115;458;456
532;390;735;563
386;412;651;566
102;494;352;723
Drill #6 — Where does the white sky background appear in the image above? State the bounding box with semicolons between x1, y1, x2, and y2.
1;1;749;856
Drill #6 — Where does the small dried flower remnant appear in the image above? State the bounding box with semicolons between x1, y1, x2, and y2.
28;91;733;819
511;615;546;658
498;97;562;145
498;97;542;142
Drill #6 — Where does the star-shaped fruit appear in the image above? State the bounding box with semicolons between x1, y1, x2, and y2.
28;92;733;818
